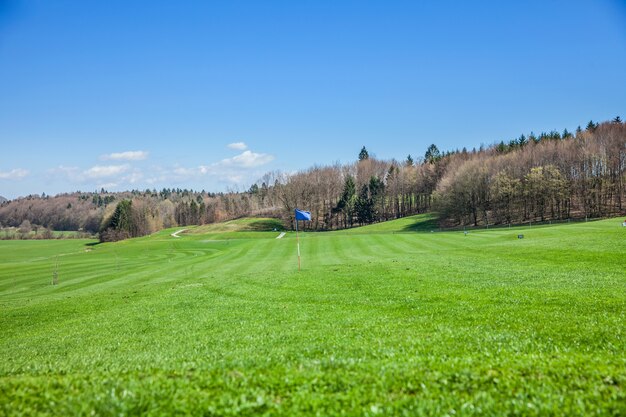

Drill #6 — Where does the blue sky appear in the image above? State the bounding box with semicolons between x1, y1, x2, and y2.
1;0;625;199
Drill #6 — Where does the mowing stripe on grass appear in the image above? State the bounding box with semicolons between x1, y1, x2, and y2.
1;215;625;415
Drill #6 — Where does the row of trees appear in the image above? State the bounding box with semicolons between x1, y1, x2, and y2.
271;119;625;229
271;157;439;230
2;117;624;239
0;187;281;239
0;194;103;232
435;120;626;226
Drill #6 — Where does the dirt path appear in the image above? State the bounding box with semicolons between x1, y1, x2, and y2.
171;229;187;238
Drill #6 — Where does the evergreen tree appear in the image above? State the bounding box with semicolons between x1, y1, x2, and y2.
333;176;357;227
549;130;561;140
107;200;133;232
100;200;134;242
355;184;372;225
355;176;385;225
613;116;622;124
586;120;598;132
198;201;206;224
189;200;199;224
369;176;385;218
424;144;441;163
406;154;414;166
358;146;369;161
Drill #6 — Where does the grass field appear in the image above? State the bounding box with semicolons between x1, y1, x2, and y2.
0;215;625;416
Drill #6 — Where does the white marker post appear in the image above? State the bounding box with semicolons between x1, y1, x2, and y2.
296;218;301;271
294;208;311;271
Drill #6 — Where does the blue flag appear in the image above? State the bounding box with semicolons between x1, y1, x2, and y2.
295;209;311;221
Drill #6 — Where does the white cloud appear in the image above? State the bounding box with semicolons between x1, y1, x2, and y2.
48;166;81;182
170;167;196;179
123;169;144;184
227;142;248;151
47;164;144;191
83;164;130;179
226;174;244;183
96;182;119;189
43;147;274;191
101;150;149;161
170;149;274;183
219;150;274;168
0;168;29;179
52;166;79;174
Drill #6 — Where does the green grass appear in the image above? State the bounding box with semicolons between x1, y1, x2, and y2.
339;213;440;233
1;215;625;416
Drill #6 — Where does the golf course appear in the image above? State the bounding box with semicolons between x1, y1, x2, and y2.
0;214;624;416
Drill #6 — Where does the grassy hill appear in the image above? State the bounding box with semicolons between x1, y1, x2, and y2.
338;213;440;234
0;215;625;415
187;217;285;234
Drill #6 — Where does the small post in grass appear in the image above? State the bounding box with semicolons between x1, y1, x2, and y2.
294;208;311;271
52;256;59;286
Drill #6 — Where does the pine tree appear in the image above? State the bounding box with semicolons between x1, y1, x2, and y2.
358;146;369;161
406;154;414;166
586;120;597;132
424;144;441;163
355;184;372;225
562;128;571;139
189;200;199;224
100;200;134;242
333;176;357;227
107;200;133;232
612;116;622;124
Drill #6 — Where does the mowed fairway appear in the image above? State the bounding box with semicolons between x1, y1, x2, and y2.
0;216;625;416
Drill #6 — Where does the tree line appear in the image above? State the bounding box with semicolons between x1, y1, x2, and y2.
271;118;626;229
0;188;281;241
435;119;626;226
1;117;624;240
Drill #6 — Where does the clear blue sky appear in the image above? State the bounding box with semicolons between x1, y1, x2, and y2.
1;0;625;199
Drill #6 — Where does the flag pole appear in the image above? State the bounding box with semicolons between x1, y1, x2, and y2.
296;216;301;271
294;208;310;271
